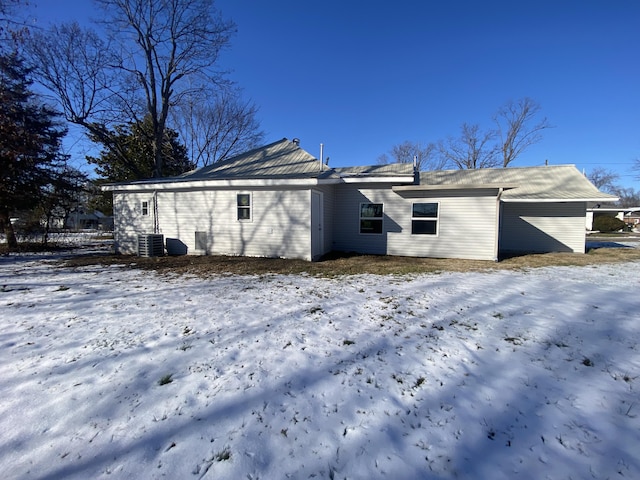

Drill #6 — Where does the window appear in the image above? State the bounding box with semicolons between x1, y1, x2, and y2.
412;202;439;235
195;231;207;251
141;201;149;216
360;203;383;234
237;193;251;221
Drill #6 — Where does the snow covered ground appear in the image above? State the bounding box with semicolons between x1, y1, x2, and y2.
1;252;639;479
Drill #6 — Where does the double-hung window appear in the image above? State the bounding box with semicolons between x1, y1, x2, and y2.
411;202;439;235
360;203;383;234
237;193;252;221
141;201;149;216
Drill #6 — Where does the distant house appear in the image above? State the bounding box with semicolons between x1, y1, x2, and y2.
586;206;640;231
103;138;617;261
65;210;114;231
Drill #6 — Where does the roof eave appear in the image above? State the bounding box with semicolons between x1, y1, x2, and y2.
341;176;415;184
393;183;518;192
501;196;620;203
102;177;327;192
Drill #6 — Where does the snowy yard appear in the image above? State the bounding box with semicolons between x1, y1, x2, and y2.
1;252;639;479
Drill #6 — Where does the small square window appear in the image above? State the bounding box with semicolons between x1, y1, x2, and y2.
237;193;251;221
360;203;383;234
411;202;439;235
195;231;207;251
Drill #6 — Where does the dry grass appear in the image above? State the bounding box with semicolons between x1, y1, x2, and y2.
61;244;640;277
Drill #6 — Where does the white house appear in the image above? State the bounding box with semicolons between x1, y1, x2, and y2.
103;138;617;261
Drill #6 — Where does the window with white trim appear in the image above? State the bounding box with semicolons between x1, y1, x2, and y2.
237;193;252;221
360;203;383;234
411;202;439;235
141;200;149;216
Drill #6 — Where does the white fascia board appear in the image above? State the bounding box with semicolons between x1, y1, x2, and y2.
341;176;415;184
501;196;620;203
102;178;325;192
393;183;512;192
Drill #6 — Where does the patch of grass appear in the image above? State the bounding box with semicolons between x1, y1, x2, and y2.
60;243;640;277
582;357;594;367
158;374;173;386
214;447;231;462
55;285;70;291
342;339;355;346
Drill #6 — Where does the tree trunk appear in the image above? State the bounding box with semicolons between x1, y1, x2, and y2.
0;208;18;249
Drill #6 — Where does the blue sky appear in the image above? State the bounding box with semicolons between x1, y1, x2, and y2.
29;0;639;188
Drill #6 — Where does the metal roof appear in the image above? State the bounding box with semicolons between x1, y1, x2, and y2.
180;138;332;180
179;139;414;180
103;138;615;204
416;165;618;202
333;163;414;177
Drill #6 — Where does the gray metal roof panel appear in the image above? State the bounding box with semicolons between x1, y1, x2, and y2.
334;163;415;177
418;165;617;201
180;138;331;179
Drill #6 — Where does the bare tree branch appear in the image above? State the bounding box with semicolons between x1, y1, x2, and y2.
378;141;446;171
94;0;235;177
587;167;620;194
494;97;552;167
438;123;499;169
174;88;264;166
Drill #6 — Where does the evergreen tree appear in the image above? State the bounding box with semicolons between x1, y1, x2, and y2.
0;52;68;248
87;116;194;182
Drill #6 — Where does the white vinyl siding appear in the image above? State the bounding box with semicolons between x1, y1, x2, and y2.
332;185;499;260
499;202;586;254
155;188;312;260
112;192;157;254
388;189;498;260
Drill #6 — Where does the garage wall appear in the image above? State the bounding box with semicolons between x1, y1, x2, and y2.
499;202;587;254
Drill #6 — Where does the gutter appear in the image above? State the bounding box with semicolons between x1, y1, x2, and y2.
494;187;503;262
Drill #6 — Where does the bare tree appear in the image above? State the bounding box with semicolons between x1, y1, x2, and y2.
378;140;446;171
26;23;127;151
0;0;28;47
587;167;620;194
494;97;552;167
94;0;235;177
438;123;499;170
27;0;240;179
175;88;264;166
614;186;640;208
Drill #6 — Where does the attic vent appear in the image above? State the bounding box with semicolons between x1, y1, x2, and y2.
138;234;164;257
292;138;300;146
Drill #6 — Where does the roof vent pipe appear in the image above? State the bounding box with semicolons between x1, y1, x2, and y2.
292;138;300;146
319;143;324;171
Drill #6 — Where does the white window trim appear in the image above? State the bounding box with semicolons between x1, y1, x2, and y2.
411;201;439;236
141;200;149;216
237;192;252;222
359;202;384;235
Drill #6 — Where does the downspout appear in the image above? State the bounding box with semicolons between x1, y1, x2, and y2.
494;188;503;262
153;190;159;234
